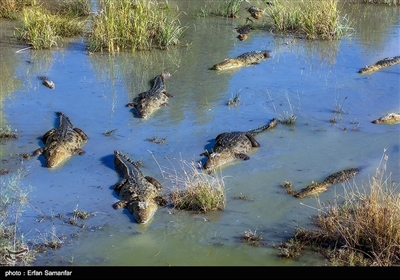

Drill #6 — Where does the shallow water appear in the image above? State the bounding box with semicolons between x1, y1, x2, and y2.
0;1;399;266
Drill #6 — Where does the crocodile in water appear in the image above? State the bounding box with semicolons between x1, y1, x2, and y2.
358;56;400;74
284;167;362;198
210;50;271;70
201;118;277;170
126;72;172;118
371;112;400;124
33;112;88;168
39;76;55;89
112;150;166;224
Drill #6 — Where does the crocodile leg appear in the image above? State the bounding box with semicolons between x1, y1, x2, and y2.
235;153;250;160
145;176;163;190
74;128;89;140
245;134;261;147
32;147;45;156
41;128;56;143
113;200;128;209
73;148;86;155
114;179;127;191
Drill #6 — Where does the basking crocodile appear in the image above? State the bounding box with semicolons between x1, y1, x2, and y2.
126;72;172;118
287;167;362;198
201;118;277;170
358;56;400;74
112;150;166;224
371;113;400;124
33;112;88;168
210;50;271;70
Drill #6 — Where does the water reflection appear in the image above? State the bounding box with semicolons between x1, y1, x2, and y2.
340;2;400;54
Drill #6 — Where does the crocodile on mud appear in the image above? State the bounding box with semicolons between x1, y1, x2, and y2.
283;167;362;198
210;50;271;71
371;112;400;124
112;150;167;224
200;118;277;170
358;56;400;74
32;112;88;168
126;72;172;119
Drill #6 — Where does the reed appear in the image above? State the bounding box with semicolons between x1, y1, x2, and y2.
0;0;36;19
265;0;353;40
87;0;187;53
14;4;88;49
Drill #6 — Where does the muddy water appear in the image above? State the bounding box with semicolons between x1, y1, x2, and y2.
0;1;399;266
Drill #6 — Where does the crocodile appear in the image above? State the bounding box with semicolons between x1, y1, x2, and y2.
246;6;262;20
358;56;400;74
112;150;166;224
371;112;400;124
210;50;271;71
33;112;88;168
201;118;277;170
39;76;55;89
291;167;361;198
236;23;253;41
126;72;172;118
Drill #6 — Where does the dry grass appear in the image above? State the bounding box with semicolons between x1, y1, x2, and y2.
0;168;35;266
158;157;226;213
0;0;36;19
292;150;400;266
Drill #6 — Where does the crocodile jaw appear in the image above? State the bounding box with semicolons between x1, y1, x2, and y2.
128;200;158;224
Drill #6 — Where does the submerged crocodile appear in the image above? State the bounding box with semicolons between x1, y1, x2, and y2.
33;112;88;168
201;118;277;170
284;167;362;198
126;72;172;118
371;112;400;124
112;150;166;224
236;23;253;41
358;56;400;74
210;50;271;70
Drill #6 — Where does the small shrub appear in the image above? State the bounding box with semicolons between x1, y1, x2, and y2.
162;159;226;213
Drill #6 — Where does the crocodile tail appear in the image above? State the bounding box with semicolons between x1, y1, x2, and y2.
248;118;277;135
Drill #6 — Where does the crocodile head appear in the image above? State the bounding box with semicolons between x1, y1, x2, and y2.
135;100;157;119
45;146;71;168
127;198;158;224
202;151;234;170
372;113;400;124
